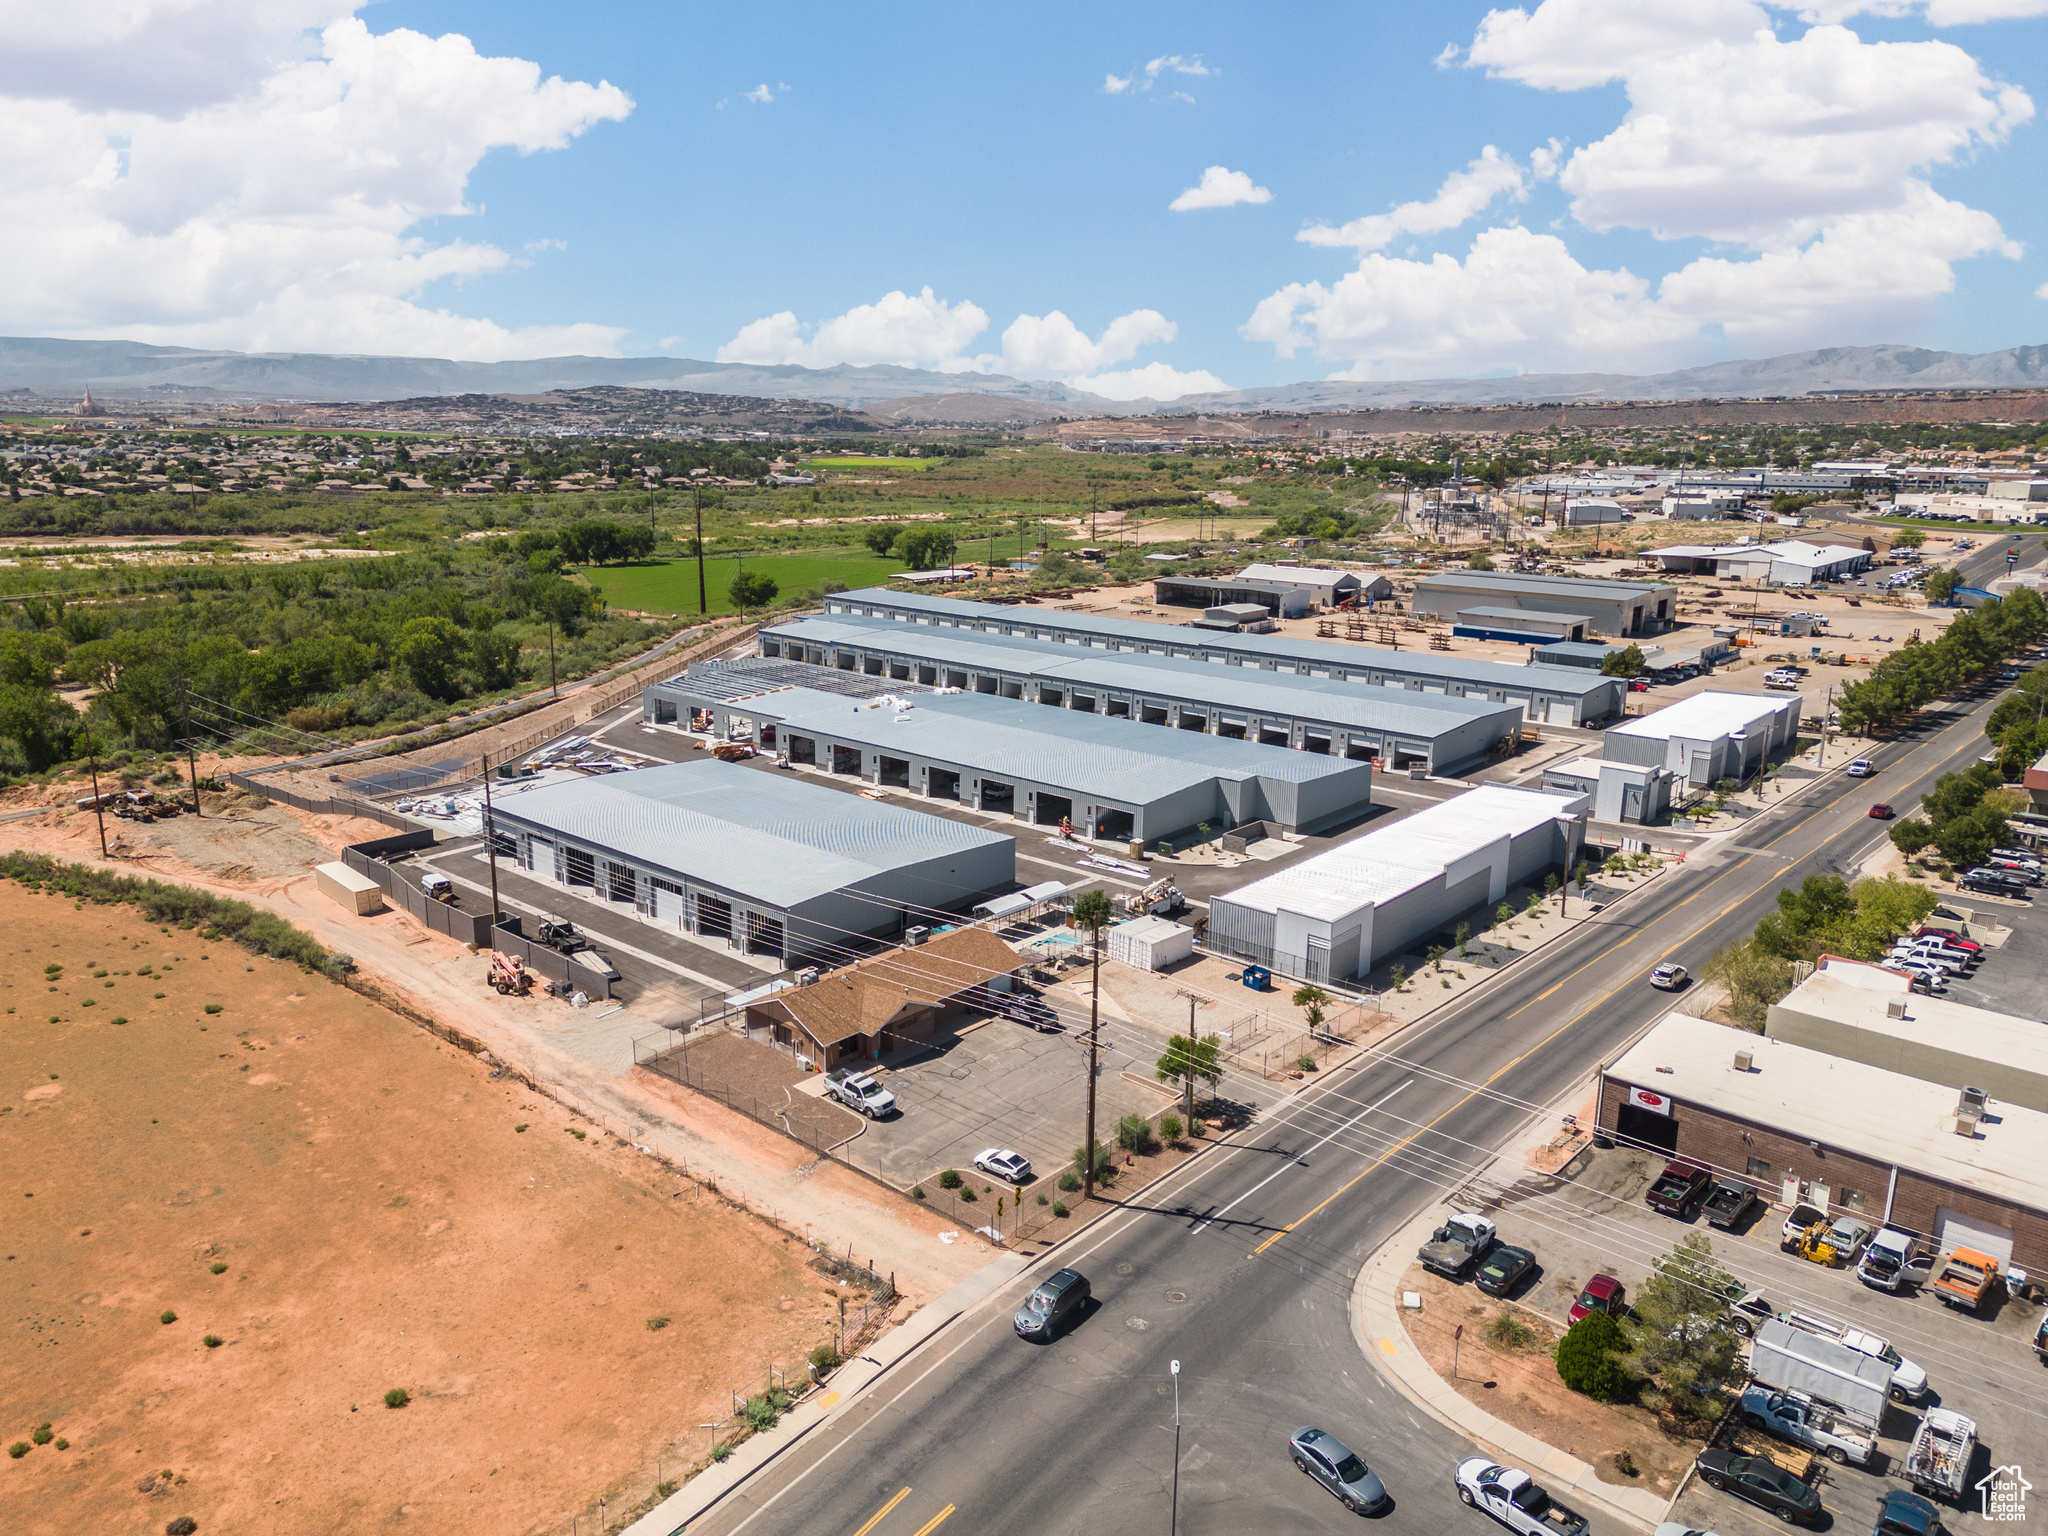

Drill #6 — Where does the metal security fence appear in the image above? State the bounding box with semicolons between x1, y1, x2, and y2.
226;771;426;834
340;831;493;948
632;1034;856;1159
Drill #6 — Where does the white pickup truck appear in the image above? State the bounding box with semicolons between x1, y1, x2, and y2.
824;1069;897;1118
1739;1385;1876;1466
1453;1458;1589;1536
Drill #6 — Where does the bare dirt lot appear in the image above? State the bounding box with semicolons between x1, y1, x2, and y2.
0;884;847;1536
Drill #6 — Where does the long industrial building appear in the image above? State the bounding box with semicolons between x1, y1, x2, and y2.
753;614;1525;774
649;660;1375;844
1410;570;1677;638
1603;689;1803;787
486;758;1015;965
813;588;1625;726
1205;785;1587;985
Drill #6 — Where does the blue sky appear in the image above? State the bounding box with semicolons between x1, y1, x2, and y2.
7;1;2048;393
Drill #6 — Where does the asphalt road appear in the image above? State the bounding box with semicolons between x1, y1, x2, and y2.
685;594;2039;1536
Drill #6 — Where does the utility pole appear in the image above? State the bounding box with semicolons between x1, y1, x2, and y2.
694;488;707;616
547;621;558;699
181;685;201;818
1169;1359;1183;1536
85;735;108;858
1184;996;1196;1127
1083;913;1102;1203
482;752;501;926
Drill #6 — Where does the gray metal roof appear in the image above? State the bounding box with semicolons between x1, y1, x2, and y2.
817;588;1615;699
1413;570;1673;602
687;680;1367;803
766;616;1520;738
488;758;1011;909
1456;605;1590;624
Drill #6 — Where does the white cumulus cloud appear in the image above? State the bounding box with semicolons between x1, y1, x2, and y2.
716;293;1222;393
1103;52;1212;98
1169;166;1273;212
1249;0;2031;376
1297;145;1540;250
0;3;633;360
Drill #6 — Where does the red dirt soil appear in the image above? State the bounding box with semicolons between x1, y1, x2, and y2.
0;886;844;1536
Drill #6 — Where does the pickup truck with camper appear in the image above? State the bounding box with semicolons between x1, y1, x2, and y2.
1646;1158;1714;1218
1738;1385;1876;1466
1452;1458;1588;1536
1748;1318;1892;1432
1704;1178;1760;1230
1931;1247;2003;1312
1420;1214;1497;1279
1903;1408;1977;1502
824;1069;897;1118
1858;1228;1935;1292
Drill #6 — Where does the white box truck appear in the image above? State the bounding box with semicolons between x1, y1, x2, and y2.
1746;1318;1889;1456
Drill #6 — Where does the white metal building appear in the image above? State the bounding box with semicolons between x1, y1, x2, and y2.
1205;785;1587;985
1642;540;1873;585
1602;690;1803;787
1150;562;1362;614
487;758;1016;965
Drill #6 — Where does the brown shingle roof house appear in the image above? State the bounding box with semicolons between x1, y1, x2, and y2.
746;927;1025;1068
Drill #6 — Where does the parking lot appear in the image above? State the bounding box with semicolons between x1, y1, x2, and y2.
830;1009;1217;1193
1434;1141;2046;1536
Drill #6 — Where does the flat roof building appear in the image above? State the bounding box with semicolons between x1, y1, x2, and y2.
1603;689;1802;788
1410;570;1676;638
648;663;1374;846
487;758;1015;967
755;614;1526;774
817;588;1624;726
1152;561;1361;614
1766;969;2048;1115
1642;539;1873;585
1451;605;1589;644
1206;785;1586;986
1600;1011;2047;1274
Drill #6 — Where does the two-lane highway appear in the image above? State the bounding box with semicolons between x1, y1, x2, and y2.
686;570;2039;1536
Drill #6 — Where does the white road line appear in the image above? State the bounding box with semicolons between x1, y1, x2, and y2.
1189;1078;1412;1235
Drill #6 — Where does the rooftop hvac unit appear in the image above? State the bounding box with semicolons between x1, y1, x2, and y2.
1733;1049;1754;1073
1959;1085;1989;1115
797;968;820;985
904;926;930;947
1886;998;1909;1019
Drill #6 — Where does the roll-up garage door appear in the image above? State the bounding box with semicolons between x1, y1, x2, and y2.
1547;701;1577;727
1934;1206;2014;1267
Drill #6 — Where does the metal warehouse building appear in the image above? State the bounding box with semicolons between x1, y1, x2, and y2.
1410;570;1676;638
816;588;1623;726
487;758;1015;965
1150;562;1362;614
1601;1012;2047;1275
649;660;1374;846
752;614;1524;774
1602;688;1802;787
1205;785;1587;985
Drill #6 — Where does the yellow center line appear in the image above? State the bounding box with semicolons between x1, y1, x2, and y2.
853;1488;911;1536
910;1505;956;1536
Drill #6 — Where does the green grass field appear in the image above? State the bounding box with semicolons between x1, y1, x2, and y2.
578;550;907;616
799;456;938;471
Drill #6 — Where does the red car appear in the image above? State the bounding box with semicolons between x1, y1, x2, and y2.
1868;803;1893;819
1913;928;1981;953
1628;679;1650;692
1569;1273;1627;1324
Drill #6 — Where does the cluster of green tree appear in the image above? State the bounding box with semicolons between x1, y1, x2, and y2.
1704;874;1937;1024
516;519;657;567
1983;660;2048;775
860;524;958;570
0;546;662;776
1834;585;2047;733
1888;761;2020;869
1104;493;1206;512
1260;496;1394;542
1600;643;1646;676
1554;1234;1743;1421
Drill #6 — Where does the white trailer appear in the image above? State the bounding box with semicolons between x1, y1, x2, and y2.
1904;1408;1977;1501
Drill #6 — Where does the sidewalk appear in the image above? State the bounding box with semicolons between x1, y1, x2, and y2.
1350;1207;1667;1534
622;1250;1030;1536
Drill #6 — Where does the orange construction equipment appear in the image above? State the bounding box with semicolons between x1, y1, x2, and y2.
486;951;533;996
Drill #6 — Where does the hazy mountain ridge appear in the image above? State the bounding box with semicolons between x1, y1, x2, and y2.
4;335;2046;415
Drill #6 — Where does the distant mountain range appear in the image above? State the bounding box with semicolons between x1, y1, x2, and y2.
5;335;2047;416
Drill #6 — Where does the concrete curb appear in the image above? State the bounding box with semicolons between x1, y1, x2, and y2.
1350;1208;1667;1534
622;1251;1031;1536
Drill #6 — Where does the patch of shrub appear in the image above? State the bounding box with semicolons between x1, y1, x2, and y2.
203;1004;221;1015
1486;1308;1536;1349
711;1442;731;1463
1160;1112;1183;1143
203;1335;222;1349
111;1015;127;1024
938;1168;962;1189
1057;1171;1079;1192
909;1185;924;1199
1114;1113;1154;1155
6;1442;26;1459
1036;1193;1049;1205
1555;1311;1630;1402
382;1388;409;1409
53;1439;66;1450
31;1423;52;1445
167;1519;198;1536
743;1389;791;1432
209;1263;226;1274
159;1310;177;1325
1052;1201;1070;1217
809;1343;843;1372
1297;1055;1318;1072
645;1316;669;1332
566;1127;585;1141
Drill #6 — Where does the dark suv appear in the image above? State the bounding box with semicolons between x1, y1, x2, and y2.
1014;1267;1091;1341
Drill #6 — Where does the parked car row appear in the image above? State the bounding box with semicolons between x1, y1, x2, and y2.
1883;924;1991;990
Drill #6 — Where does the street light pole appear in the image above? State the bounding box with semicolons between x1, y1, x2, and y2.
482;752;501;925
1169;1359;1183;1536
694;488;707;616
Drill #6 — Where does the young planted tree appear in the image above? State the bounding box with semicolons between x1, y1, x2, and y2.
1155;1032;1223;1125
1291;983;1329;1033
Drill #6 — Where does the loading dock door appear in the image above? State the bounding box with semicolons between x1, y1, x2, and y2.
1934;1206;2014;1266
695;893;733;940
980;780;1015;814
745;912;785;958
1547;701;1576;727
1614;1102;1679;1153
564;847;596;888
